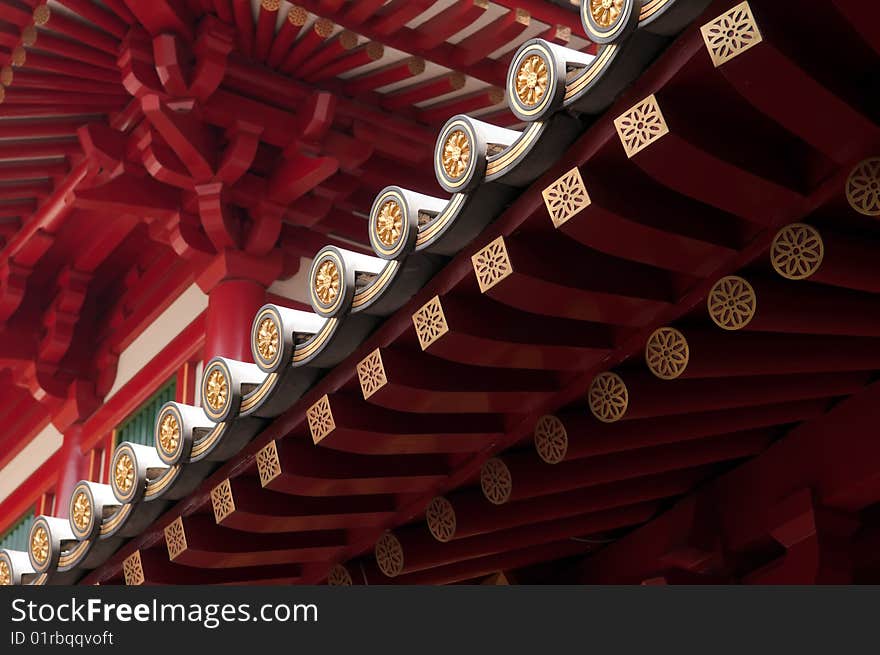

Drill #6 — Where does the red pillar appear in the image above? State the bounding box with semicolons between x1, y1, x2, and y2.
54;424;90;519
205;278;266;363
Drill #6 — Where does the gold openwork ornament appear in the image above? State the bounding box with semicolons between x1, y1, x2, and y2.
122;551;144;586
205;368;228;412
543;167;591;228
211;479;235;524
515;54;548;107
590;0;625;28
442;129;471;180
771;223;824;280
314;259;340;306
534;415;568;464
480;458;513;505
472;236;513;293
257;441;281;486
114;452;135;495
256;316;280;363
158;411;180;456
328;564;352;586
375;200;403;248
426;497;457;543
307;395;335;443
31;526;49;565
375;532;404;578
708;275;756;330
588;372;629;423
71;490;92;532
0;558;10;585
33;3;51;25
165;518;187;560
412;296;449;350
614;94;669;158
357;349;387;399
845;158;880;217
645;327;690;380
700;1;763;68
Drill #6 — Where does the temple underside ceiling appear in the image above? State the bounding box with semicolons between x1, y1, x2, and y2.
2;0;880;585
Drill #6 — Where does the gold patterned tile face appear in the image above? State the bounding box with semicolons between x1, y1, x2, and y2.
123;551;144;586
543;167;591;228
707;275;757;330
211;479;235;524
357;349;387;400
164;518;187;561
700;1;762;67
257;441;281;487
327;564;352;586
614;94;669;158
846;158;880;217
412;296;449;351
472;236;513;293
307;395;336;444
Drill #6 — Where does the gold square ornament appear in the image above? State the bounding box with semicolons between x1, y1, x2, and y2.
412;296;449;350
700;1;763;67
614;94;669;158
543;167;591;228
472;236;513;293
357;349;388;399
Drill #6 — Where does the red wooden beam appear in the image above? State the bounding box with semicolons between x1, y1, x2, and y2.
0;0;34;27
0;138;81;158
279;17;333;74
794;228;880;294
341;0;386;24
390;539;592;585
293;0;506;86
435;467;709;542
213;475;396;533
55;0;127;39
23;30;118;71
381;502;657;578
0;182;51;200
12;50;121;83
415;0;489;50
212;0;233;23
266;5;309;68
101;0;136;24
491;0;584;36
3;70;123;96
297;30;358;79
343;56;424;95
370;0;435;36
0;24;21;48
253;0;280;62
418;87;505;124
0;87;122;108
232;0;255;56
0;200;35;218
167;514;345;568
382;73;466;111
261;436;450;497
33;4;120;56
304;41;384;84
0;161;69;181
455;8;530;66
492;429;773;504
0;119;85;139
575;382;880;584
